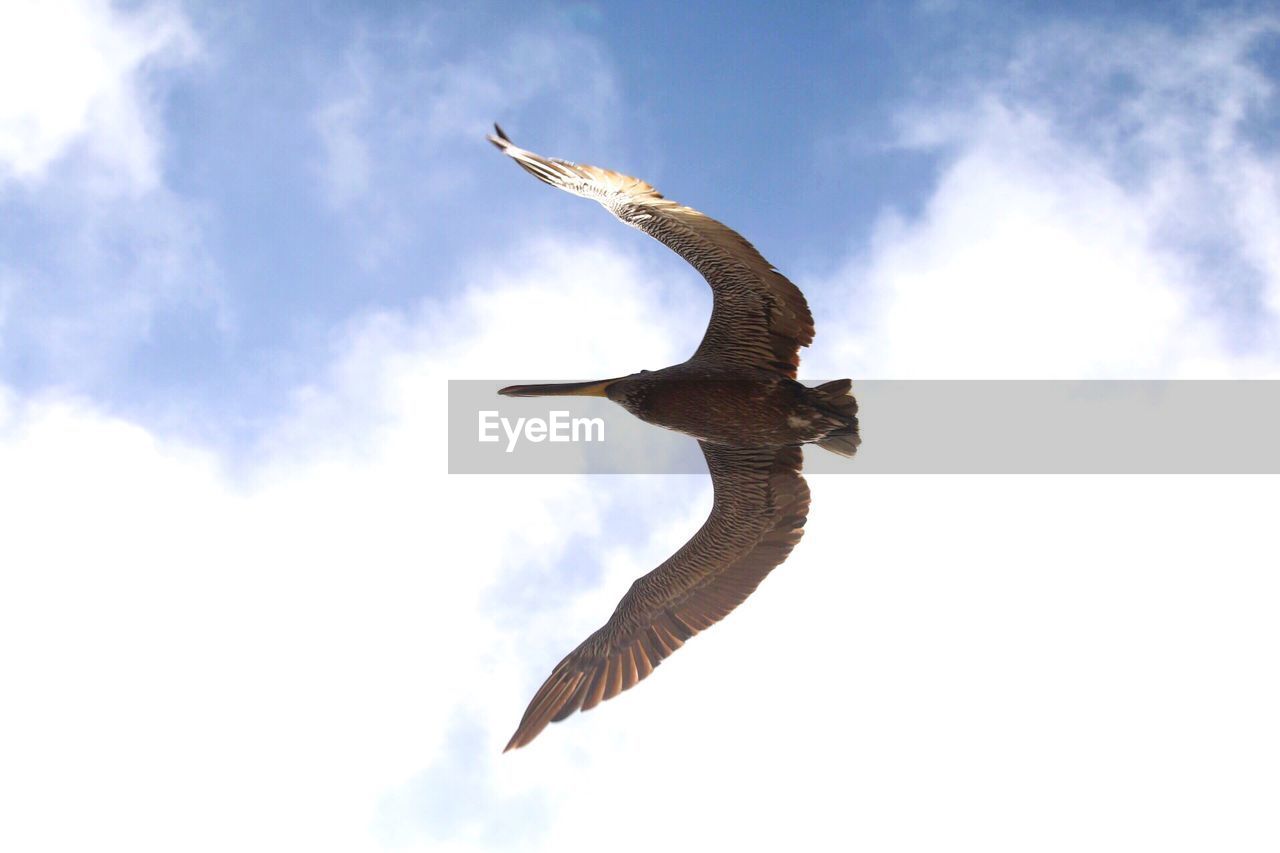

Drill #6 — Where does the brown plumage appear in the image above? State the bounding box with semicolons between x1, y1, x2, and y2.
489;126;859;751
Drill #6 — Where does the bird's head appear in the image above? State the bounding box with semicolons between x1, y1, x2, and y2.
497;377;625;399
497;372;654;411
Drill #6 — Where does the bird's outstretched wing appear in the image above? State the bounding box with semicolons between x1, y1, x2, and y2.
488;125;814;378
504;443;810;751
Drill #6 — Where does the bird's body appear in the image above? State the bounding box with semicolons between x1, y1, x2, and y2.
488;126;859;750
510;364;857;450
617;367;856;449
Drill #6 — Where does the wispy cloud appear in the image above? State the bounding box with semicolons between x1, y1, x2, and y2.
0;272;16;343
311;15;618;267
0;0;217;388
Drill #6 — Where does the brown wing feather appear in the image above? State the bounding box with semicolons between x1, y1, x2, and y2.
503;443;809;751
488;125;814;378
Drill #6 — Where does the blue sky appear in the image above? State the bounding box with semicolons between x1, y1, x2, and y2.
2;2;1279;851
6;0;1276;440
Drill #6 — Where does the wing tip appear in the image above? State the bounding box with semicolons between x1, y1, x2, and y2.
487;122;512;151
503;714;553;752
502;720;539;753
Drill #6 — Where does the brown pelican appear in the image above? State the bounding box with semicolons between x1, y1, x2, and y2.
489;125;858;750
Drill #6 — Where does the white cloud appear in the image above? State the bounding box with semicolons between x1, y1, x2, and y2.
0;0;198;193
499;474;1278;851
0;236;696;853
0;392;591;853
811;14;1280;379
2;229;1277;853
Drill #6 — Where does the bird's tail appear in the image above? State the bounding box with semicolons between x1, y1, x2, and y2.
813;379;860;458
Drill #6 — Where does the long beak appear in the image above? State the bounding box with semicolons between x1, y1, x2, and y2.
498;378;619;398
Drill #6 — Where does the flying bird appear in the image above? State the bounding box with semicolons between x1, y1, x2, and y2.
489;125;859;750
